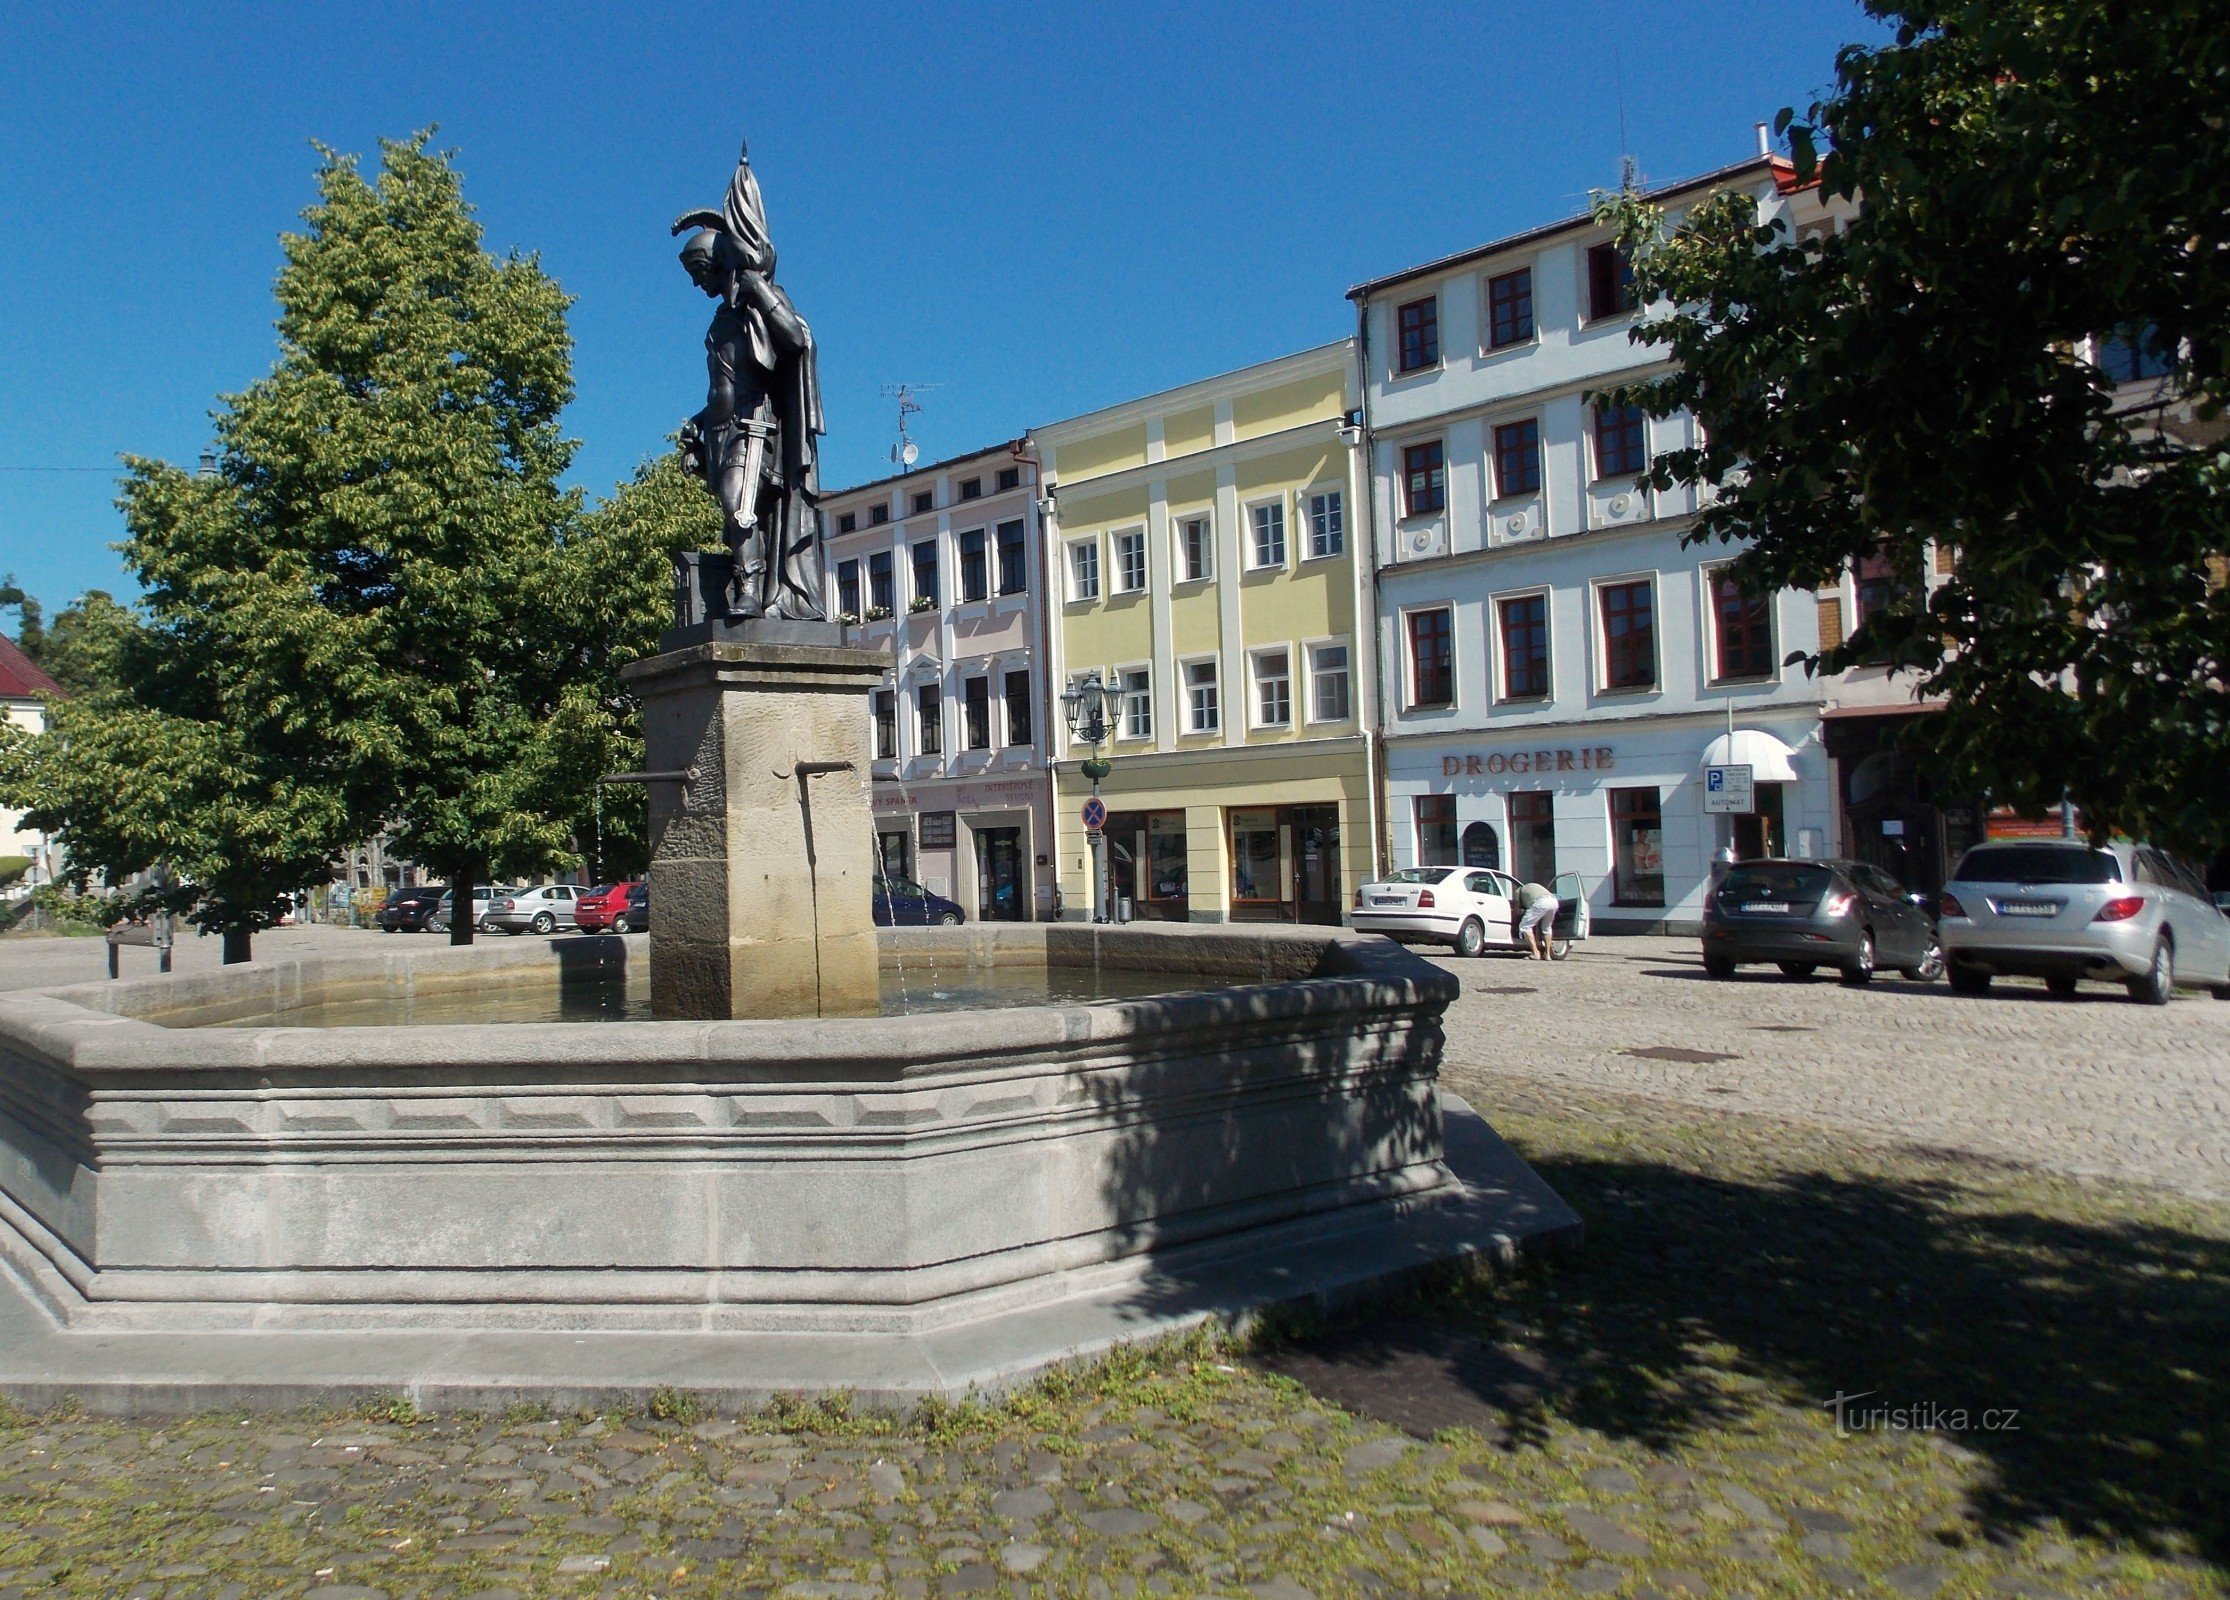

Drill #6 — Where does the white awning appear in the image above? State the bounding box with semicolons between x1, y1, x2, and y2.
1701;728;1801;784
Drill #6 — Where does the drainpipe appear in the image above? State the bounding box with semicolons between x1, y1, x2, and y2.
1349;292;1391;880
1012;436;1060;919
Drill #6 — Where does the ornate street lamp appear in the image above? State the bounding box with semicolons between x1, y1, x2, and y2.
1060;672;1115;923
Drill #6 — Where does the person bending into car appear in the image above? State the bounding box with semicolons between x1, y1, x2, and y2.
1515;880;1560;959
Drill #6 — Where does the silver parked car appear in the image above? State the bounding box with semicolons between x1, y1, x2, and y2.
483;884;582;936
1939;840;2230;1004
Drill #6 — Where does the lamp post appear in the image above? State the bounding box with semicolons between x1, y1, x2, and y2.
1060;672;1114;924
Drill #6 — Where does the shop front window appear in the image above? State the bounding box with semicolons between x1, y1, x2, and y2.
1415;793;1458;866
1229;808;1283;907
1147;813;1188;907
1610;787;1665;906
1106;809;1190;920
1510;792;1556;885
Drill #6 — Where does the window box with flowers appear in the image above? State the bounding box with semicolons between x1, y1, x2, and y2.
864;604;894;623
907;595;937;615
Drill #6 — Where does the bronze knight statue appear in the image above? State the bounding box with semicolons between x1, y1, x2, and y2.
672;138;826;622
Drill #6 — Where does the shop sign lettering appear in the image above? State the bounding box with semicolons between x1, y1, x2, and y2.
1442;747;1614;778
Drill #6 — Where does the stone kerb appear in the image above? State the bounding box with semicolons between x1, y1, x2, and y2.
0;925;1463;1337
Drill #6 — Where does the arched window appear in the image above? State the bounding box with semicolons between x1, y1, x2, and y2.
1461;821;1500;870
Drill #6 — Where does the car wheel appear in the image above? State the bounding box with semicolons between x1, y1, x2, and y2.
2128;939;2173;1006
2044;974;2080;999
1948;961;1991;995
1841;931;1876;986
1904;940;1945;983
429;917;448;934
1776;961;1816;979
1548;934;1573;961
1703;953;1736;979
1455;917;1486;959
531;911;555;935
937;911;962;927
610;914;632;935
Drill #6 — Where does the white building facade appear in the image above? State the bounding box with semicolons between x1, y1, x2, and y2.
0;635;61;895
821;442;1057;921
1356;154;1860;932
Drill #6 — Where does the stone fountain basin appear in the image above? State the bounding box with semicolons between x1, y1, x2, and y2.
0;923;1580;1412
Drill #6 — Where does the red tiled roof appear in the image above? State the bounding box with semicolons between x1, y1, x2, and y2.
0;633;62;700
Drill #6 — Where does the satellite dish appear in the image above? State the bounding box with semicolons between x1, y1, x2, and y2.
900;439;919;468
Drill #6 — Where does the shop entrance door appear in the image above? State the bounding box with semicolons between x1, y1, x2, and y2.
1290;805;1343;926
974;826;1026;922
876;829;911;884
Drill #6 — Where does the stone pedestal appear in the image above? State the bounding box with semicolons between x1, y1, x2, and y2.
620;635;889;1019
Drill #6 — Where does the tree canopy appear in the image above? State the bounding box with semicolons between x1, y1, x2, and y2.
1599;0;2230;857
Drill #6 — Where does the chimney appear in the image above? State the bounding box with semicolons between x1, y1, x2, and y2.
1756;122;1773;158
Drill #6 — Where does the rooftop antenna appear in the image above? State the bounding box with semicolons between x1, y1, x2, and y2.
882;382;940;470
1614;41;1640;193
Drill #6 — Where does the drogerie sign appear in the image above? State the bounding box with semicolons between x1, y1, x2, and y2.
1441;747;1615;777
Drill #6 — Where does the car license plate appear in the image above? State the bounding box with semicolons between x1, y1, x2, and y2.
1371;895;1404;908
1739;902;1790;914
1996;900;2060;917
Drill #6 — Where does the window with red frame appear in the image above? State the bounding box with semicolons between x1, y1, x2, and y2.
1396;296;1440;373
1493;419;1541;498
1593;404;1647;479
1408;607;1454;707
1415;794;1458;866
1487;268;1533;348
1498;593;1550;698
1854;548;1909;627
1586;242;1637;319
1402;440;1446;517
1712;571;1774;680
1599;580;1657;690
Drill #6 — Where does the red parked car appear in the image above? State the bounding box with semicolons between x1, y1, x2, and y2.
573;882;642;934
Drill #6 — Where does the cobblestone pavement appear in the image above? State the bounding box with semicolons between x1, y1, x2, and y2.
1432;935;2230;1201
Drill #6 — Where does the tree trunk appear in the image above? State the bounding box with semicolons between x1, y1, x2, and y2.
449;857;481;946
222;924;253;965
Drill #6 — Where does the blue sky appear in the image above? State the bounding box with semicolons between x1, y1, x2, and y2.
0;1;1882;613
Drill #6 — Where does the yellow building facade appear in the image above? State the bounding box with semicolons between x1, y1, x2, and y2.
1036;342;1378;923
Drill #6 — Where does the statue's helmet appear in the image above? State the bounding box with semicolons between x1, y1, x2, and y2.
679;228;722;280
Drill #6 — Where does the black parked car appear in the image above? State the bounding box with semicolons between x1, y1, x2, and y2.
1702;858;1942;984
873;875;965;927
377;886;447;933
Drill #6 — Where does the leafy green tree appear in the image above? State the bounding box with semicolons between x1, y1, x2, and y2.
33;590;136;697
1597;0;2230;856
0;576;43;662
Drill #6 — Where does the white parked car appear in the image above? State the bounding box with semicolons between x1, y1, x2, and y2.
483;884;581;936
430;885;516;933
1352;866;1589;959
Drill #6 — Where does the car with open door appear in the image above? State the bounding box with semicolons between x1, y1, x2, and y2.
1353;867;1589;959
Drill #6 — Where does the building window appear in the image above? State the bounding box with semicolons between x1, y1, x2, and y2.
1415;794;1458;866
1178;515;1213;581
1609;787;1665;906
1114;527;1148;593
867;550;894;615
1249;501;1287;569
1252;649;1292;728
963;676;991;750
1853;548;1908;629
873;690;896;760
1510;792;1556;885
1599;579;1657;690
996;519;1027;595
958;477;983;501
911;540;938;607
1594;404;1647;478
1493;419;1541;498
911;490;934;516
1308;641;1350;723
1069;538;1100;601
1408;606;1454;708
837;511;858;535
1487;267;1533;348
2097;323;2174;384
1587;241;1637;320
1396;296;1440;373
996;465;1022;492
916;683;942;755
1305;489;1344;558
1498;593;1550;699
1120;667;1151;739
1184;659;1219;733
1711;570;1774;680
1402;440;1446;517
869;503;890;526
954;528;987;602
837;559;861;618
1003;669;1032;747
1229;808;1283;904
